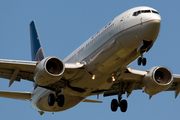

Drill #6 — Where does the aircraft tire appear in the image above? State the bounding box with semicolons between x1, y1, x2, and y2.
120;99;128;112
138;57;142;66
142;58;146;66
57;95;65;107
48;93;55;106
111;99;118;112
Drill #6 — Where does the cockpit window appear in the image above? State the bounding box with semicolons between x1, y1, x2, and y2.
152;10;159;14
132;10;159;16
141;10;151;13
133;11;140;16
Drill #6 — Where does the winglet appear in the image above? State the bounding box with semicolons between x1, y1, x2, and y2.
30;20;45;61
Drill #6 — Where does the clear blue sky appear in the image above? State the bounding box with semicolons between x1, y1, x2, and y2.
0;0;180;120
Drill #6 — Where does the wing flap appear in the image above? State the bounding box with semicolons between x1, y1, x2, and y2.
0;91;31;101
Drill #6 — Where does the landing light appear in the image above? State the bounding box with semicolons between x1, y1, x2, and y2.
112;76;115;81
92;75;96;80
76;62;81;65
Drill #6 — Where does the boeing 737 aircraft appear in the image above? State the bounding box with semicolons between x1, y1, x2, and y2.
0;6;180;115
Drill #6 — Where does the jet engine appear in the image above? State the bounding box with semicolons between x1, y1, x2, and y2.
34;56;65;86
143;66;173;96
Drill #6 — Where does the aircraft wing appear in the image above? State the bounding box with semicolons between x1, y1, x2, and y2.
104;67;180;98
0;59;37;86
0;59;85;87
0;91;31;101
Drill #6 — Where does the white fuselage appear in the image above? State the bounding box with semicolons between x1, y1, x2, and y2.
30;6;161;112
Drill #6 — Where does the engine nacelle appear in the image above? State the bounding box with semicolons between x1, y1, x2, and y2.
34;56;65;86
143;66;173;96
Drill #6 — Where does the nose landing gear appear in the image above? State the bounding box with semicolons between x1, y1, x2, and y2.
137;40;153;66
137;46;147;66
138;56;146;66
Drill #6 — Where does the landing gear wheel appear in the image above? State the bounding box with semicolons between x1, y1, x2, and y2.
111;99;118;112
142;58;146;66
137;57;147;66
57;95;65;107
119;99;128;112
48;93;55;106
138;57;142;66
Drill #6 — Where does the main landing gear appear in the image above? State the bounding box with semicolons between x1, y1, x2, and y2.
111;97;128;112
48;93;65;107
109;83;128;113
48;90;65;107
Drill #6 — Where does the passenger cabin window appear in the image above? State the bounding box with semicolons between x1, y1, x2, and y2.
132;10;159;16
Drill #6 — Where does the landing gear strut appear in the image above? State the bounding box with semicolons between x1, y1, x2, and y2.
48;90;65;107
136;40;153;66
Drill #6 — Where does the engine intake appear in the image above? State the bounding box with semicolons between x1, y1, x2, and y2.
154;67;172;84
143;66;173;96
46;58;64;75
34;56;65;86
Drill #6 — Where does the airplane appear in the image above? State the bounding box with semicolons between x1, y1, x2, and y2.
0;6;180;115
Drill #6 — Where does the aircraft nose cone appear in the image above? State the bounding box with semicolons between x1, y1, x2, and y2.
142;18;161;42
142;14;161;23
